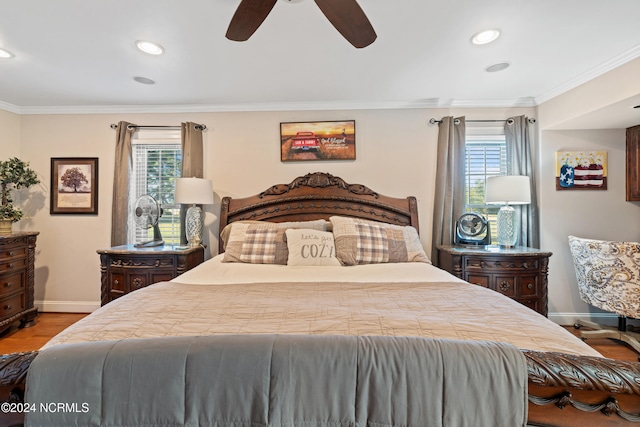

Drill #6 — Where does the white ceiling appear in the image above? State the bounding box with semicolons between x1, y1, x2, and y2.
1;0;640;124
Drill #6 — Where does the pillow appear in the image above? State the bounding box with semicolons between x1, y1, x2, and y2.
222;219;328;264
329;216;430;265
220;219;330;251
285;229;341;266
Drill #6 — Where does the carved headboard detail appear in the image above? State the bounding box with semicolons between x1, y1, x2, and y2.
218;172;419;253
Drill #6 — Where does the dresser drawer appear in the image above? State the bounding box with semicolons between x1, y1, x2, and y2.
0;256;27;273
110;256;176;269
0;292;25;319
0;243;27;259
464;256;539;272
0;271;25;297
465;273;490;287
518;275;539;297
494;275;517;297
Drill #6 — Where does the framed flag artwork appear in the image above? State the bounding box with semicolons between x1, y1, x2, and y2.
555;151;607;190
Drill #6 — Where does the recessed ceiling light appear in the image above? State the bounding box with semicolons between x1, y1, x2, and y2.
0;48;14;59
133;76;155;85
135;40;164;55
471;29;501;45
484;62;510;72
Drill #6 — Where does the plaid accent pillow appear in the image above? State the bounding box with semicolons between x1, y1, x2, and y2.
355;222;389;263
240;228;278;264
330;216;429;266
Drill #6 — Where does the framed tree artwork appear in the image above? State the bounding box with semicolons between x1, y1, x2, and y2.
50;157;99;214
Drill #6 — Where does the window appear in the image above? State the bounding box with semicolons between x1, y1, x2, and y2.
464;124;507;242
128;130;182;245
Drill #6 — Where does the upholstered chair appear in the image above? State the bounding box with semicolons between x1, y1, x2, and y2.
568;235;640;358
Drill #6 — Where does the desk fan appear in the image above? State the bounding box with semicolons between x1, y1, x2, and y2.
133;195;164;247
454;212;490;245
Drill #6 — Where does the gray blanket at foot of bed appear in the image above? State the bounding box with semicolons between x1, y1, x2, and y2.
25;335;527;427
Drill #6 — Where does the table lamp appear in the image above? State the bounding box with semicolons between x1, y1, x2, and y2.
175;177;213;247
485;175;531;248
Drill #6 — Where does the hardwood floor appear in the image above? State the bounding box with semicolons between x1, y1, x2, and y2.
0;312;86;353
0;313;638;363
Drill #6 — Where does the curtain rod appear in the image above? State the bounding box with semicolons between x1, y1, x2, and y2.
109;124;207;131
429;118;536;125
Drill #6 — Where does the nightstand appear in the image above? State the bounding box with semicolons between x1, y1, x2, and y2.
437;245;551;317
97;245;205;306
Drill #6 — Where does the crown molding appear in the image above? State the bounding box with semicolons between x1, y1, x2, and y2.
2;97;538;115
0;100;21;114
535;44;640;105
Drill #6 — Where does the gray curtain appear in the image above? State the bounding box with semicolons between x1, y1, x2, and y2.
505;116;539;248
431;116;466;266
111;121;136;246
180;122;205;244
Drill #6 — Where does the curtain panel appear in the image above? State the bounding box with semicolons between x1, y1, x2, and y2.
180;122;205;245
110;121;136;246
431;116;466;266
505;116;539;248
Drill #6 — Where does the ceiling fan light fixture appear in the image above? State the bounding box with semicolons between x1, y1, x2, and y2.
0;48;15;58
471;29;501;45
484;61;510;73
135;40;164;55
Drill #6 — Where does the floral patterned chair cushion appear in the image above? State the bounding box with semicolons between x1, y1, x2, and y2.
568;235;640;319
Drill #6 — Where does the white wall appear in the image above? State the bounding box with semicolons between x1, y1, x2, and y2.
538;57;640;326
15;107;535;313
0;109;21;158
539;129;640;325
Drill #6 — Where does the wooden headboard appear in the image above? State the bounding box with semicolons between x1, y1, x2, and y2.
219;172;419;253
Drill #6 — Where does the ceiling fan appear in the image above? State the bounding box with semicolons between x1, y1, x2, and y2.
226;0;377;48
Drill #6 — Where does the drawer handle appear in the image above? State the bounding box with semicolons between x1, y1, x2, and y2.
4;282;12;288
527;283;534;290
4;304;11;311
8;251;14;256
7;263;14;269
155;260;161;267
114;279;120;286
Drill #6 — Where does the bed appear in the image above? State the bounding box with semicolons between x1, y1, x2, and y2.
2;172;640;427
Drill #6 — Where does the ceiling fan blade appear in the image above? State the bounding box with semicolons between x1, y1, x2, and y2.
314;0;377;48
226;0;278;42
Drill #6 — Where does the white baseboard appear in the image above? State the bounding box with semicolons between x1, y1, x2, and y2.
35;300;99;313
549;312;621;327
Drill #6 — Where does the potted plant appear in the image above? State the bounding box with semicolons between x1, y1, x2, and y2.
0;157;40;235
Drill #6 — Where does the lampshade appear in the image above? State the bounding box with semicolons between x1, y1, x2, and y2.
175;177;213;205
485;175;531;205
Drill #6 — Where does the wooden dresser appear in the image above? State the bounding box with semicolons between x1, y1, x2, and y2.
97;245;205;306
437;245;551;317
0;231;38;333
